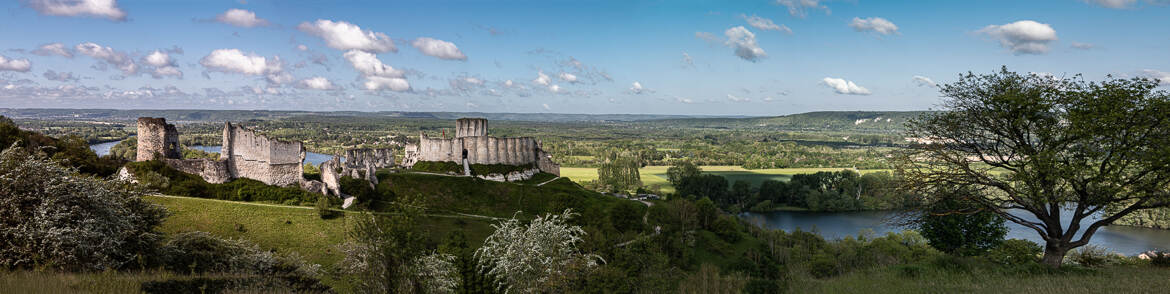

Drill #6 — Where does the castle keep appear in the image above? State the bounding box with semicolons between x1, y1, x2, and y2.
407;118;560;176
136;117;180;161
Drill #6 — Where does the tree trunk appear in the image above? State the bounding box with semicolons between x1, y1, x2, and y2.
1041;242;1070;267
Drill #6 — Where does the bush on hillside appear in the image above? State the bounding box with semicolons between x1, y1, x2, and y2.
0;145;168;271
0;116;124;176
985;239;1041;266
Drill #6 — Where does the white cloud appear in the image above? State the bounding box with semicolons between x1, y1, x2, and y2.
200;49;280;75
1070;42;1095;50
297;77;335;90
1084;0;1137;8
694;32;720;44
912;75;937;88
143;50;182;78
726;94;751;102
849;17;899;35
43;70;79;82
1138;69;1170;85
32;43;73;58
977;20;1058;55
725;26;766;62
215;9;269;28
558;72;578;83
682;52;694;68
297;19;396;53
296;44;309;51
411;37;466;60
542;103;551;110
821;77;872;95
630;81;646;94
740;14;792;34
548;84;561;92
0;55;32;72
342;50;410;91
27;0;126;21
675;96;695;104
774;0;829;18
503;79;514;87
75;42;137;75
533;71;551;86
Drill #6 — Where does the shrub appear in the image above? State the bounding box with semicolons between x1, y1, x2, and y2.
316;195;340;219
895;264;926;278
1069;245;1119;267
1150;252;1170;267
0;146;168;271
160;231;321;277
986;239;1041;266
808;253;840;278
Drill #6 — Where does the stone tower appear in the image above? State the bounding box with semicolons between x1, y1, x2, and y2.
455;118;488;138
136;117;180;161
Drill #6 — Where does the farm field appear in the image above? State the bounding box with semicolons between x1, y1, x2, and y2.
559;165;892;193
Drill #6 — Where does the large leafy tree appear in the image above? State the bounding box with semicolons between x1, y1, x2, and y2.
898;68;1170;267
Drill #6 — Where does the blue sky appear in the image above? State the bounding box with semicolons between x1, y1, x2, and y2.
0;0;1168;115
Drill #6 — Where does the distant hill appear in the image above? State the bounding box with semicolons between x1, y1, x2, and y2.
0;108;742;123
650;111;936;134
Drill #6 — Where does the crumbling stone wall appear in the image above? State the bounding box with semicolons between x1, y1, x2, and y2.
162;158;231;184
413;118;560;176
136;117;180;161
345;148;395;169
220;122;306;187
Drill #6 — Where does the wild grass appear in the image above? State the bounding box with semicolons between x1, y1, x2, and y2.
794;263;1170;294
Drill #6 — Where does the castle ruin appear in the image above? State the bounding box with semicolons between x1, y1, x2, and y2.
406;118;560;176
135;117;309;187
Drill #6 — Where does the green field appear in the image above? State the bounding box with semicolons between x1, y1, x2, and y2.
559;165;892;193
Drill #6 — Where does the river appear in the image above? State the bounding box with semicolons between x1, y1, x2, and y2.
740;209;1170;255
89;142;338;165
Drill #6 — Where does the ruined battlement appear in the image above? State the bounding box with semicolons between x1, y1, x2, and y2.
345;148;395;169
136;117;180;161
221;123;305;165
456;118;488;138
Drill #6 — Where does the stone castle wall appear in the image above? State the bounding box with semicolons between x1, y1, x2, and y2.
417;135;539;166
220;123;306;187
136;117;180;161
162;158;231;184
413;118;560;176
345;148;395;169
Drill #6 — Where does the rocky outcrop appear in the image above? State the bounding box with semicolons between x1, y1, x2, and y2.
475;168;541;182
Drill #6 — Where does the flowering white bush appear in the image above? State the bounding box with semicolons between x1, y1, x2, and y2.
413;252;461;294
0;145;167;271
475;209;603;293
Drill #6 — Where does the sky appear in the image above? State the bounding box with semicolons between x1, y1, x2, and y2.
0;0;1168;116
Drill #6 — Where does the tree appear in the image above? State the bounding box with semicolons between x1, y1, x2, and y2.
916;192;1007;256
597;150;642;193
676;174;729;204
666;161;702;186
339;195;432;293
475;209;602;293
897;68;1170;267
